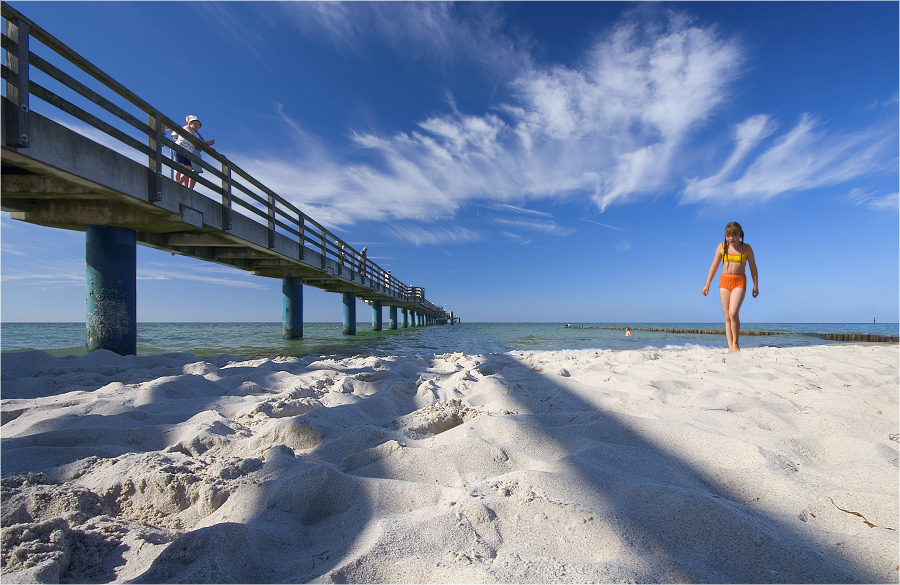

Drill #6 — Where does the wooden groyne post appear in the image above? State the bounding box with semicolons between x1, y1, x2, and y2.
563;325;898;343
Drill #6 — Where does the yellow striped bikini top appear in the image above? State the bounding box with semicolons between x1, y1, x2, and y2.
720;243;748;264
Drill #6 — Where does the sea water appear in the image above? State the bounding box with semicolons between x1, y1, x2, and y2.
1;322;897;359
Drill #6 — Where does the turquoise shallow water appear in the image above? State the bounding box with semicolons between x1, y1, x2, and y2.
1;322;897;359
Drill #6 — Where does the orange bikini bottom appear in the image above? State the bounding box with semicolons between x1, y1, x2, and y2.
719;273;747;291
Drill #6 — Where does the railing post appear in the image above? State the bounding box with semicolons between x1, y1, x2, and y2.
297;214;305;261
221;162;232;230
4;16;29;149
267;194;275;249
319;227;327;269
147;113;163;202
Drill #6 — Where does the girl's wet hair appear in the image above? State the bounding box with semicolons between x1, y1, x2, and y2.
723;221;744;264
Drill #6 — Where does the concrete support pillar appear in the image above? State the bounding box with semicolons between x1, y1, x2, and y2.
402;308;408;328
342;292;356;335
85;225;137;355
282;277;303;339
372;300;382;331
389;306;398;330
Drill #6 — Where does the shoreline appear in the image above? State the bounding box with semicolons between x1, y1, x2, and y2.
3;322;899;359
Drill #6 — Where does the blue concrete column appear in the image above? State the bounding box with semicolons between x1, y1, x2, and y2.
282;277;303;339
389;306;398;330
85;225;136;355
342;292;356;335
402;308;408;328
372;300;383;331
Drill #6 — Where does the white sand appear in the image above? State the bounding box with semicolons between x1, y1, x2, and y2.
1;344;897;583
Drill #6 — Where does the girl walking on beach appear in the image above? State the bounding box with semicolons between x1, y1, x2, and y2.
702;221;759;351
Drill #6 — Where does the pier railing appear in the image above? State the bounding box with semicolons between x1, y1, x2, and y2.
1;2;446;318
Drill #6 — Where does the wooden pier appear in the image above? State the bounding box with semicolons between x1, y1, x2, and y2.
1;3;452;354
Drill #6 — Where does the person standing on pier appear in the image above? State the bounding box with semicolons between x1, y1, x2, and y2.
174;115;215;189
702;221;759;352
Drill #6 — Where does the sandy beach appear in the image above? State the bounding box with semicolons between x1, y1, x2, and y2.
1;344;897;583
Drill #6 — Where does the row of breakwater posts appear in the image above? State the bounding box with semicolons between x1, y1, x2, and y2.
564;325;899;343
0;3;457;356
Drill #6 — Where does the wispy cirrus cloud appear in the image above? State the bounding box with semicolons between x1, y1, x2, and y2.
845;188;899;212
489;217;575;237
265;2;531;76
683;113;897;204
386;225;482;246
585;220;626;232
50;3;897;243
485;203;554;218
240;10;748;228
138;264;270;290
0;260;267;290
501;231;532;245
0;260;84;288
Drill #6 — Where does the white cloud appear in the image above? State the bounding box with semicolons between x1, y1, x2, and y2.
387;225;483;246
269;2;531;76
867;193;899;211
46;5;894;239
0;260;84;287
845;189;900;212
486;203;553;218
240;11;749;226
137;268;269;290
586;220;626;232
489;217;575;237
683;114;896;204
501;231;532;245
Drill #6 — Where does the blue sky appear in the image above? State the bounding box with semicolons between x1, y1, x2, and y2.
2;1;898;324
